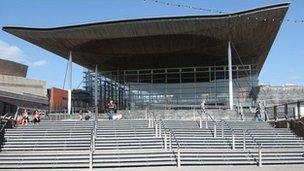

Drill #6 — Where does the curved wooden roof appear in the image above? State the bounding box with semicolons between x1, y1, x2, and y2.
2;3;289;74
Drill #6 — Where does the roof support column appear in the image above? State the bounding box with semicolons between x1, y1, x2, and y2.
95;65;98;116
228;41;234;110
67;51;73;115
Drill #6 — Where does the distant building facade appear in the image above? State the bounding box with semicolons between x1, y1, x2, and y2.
0;59;48;115
48;87;68;112
252;84;304;106
48;88;91;113
0;59;28;77
72;89;91;112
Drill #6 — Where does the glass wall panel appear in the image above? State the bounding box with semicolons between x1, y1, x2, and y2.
83;65;258;111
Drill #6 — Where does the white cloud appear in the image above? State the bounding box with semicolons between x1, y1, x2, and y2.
0;39;48;67
0;40;24;63
32;60;48;67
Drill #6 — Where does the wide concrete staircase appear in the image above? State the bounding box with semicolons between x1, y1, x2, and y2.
0;121;93;169
94;120;176;167
163;120;304;165
1;118;304;169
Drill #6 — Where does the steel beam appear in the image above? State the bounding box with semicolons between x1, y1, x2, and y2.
67;51;72;115
228;41;233;110
95;65;98;116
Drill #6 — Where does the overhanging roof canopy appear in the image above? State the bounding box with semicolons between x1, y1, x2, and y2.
0;90;48;109
3;3;289;74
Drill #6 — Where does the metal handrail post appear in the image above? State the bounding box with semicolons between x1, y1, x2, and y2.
199;117;202;129
92;136;95;150
221;121;224;138
232;131;235;150
92;125;95;150
258;144;262;167
164;133;167;149
205;113;208;129
243;130;246;151
148;117;151;128
213;123;217;138
222;120;235;149
159;123;162;137
177;148;181;167
169;132;172;151
89;128;94;170
159;119;169;149
94;129;97;150
93;115;98;150
89;150;93;170
247;129;260;148
155;122;158;137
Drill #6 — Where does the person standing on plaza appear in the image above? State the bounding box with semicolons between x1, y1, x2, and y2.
200;99;206;113
107;100;117;120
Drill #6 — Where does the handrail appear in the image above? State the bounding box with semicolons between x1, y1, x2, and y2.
159;119;181;167
169;128;180;150
214;119;264;165
223;120;261;150
196;109;215;122
196;109;218;137
90;131;93;148
220;120;236;149
221;120;233;131
206;112;216;122
0;113;9;118
0;114;15;129
0;121;7;151
0;121;8;135
93;120;97;150
298;120;304;126
246;128;263;166
0;117;15;151
247;129;261;149
90;126;95;151
89;128;94;170
265;100;304;108
147;109;156;120
147;109;157;129
89;114;97;170
146;110;181;166
94;112;98;145
159;119;181;150
0;113;13;121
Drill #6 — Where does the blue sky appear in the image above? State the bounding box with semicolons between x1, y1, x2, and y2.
0;0;303;89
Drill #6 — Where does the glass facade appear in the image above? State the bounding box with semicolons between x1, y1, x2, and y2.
0;101;17;116
83;64;258;111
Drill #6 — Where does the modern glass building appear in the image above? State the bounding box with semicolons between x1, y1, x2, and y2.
3;3;289;112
